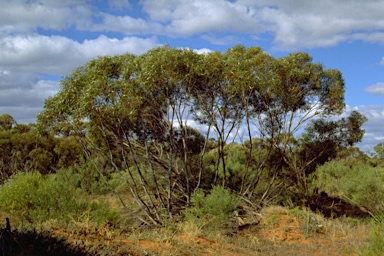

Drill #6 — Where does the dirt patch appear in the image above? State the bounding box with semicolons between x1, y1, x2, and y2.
260;214;310;244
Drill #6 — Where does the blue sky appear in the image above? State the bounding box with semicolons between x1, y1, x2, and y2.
1;0;384;152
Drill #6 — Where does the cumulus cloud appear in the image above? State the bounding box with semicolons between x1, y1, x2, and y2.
0;34;158;78
256;0;384;50
89;13;164;35
3;0;384;49
137;0;384;49
141;0;266;36
364;83;384;95
0;33;159;122
0;80;60;124
0;80;59;108
0;0;92;34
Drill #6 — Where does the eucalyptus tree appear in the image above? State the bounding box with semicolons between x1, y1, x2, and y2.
0;114;16;130
373;142;384;159
218;45;362;205
0;117;60;182
298;110;367;177
223;45;274;195
137;47;204;203
37;44;367;219
256;52;346;199
191;50;245;186
38;47;205;225
38;53;164;225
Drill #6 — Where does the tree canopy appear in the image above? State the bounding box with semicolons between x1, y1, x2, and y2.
37;45;367;224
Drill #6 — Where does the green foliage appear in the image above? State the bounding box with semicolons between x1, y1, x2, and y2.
203;143;256;189
309;159;384;212
0;113;16;130
298;110;368;177
368;143;384;168
359;214;384;255
0;172;44;221
36;44;364;221
0;115;84;183
184;186;240;230
369;215;384;254
0;171;117;225
0;172;86;223
89;200;120;226
56;159;111;195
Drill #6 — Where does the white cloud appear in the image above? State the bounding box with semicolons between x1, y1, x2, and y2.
89;13;164;35
79;35;160;56
235;0;384;49
0;0;92;34
3;0;384;50
0;34;159;76
0;80;59;107
194;48;213;54
364;83;384;95
141;0;265;36
0;33;159;123
0;80;60;124
124;0;384;49
351;32;384;45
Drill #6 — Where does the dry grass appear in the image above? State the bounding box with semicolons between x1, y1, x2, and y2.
0;204;373;256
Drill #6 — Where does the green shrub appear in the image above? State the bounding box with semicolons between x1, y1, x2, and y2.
368;215;384;254
0;172;87;223
309;159;384;213
89;200;120;226
0;172;44;222
56;159;111;195
359;213;384;255
0;171;118;226
184;186;240;230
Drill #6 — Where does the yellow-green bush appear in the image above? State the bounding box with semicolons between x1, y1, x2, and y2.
0;171;118;225
359;213;384;255
309;159;384;213
0;172;87;223
184;186;239;230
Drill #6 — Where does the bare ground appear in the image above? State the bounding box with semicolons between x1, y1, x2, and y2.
8;205;369;256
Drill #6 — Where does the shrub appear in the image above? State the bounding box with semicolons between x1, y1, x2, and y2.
0;172;44;222
368;216;384;254
0;172;87;223
56;159;111;195
184;186;240;230
359;213;384;255
0;171;118;226
309;159;384;213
